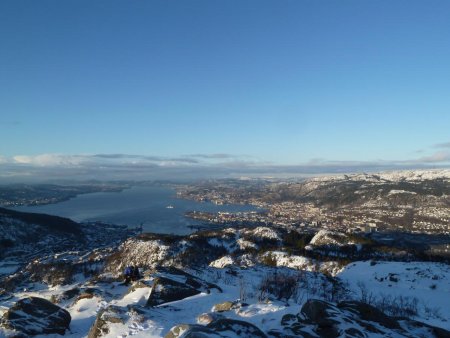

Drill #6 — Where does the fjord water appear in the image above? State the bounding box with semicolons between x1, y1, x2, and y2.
14;185;259;235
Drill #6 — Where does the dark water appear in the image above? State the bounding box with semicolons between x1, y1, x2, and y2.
14;185;260;235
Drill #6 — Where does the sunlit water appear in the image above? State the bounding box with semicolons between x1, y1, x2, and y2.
14;185;260;235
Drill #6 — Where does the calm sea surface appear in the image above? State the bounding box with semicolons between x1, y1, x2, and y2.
14;185;260;235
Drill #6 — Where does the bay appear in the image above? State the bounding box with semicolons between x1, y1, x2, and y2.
14;185;260;235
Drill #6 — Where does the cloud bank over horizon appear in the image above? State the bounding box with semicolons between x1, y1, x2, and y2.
1;149;449;183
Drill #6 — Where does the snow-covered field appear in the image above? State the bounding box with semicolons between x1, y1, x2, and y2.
0;267;302;338
338;261;450;330
309;169;450;183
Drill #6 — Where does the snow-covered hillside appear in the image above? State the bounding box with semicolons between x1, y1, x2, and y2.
309;169;450;183
1;260;449;338
1;209;450;337
338;260;450;330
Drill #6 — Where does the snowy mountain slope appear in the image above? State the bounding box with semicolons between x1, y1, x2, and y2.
1;261;449;338
309;229;356;247
338;260;450;330
1;207;449;337
0;208;82;259
309;169;450;183
0;208;134;283
104;226;347;277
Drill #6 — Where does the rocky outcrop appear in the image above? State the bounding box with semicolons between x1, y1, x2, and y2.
146;276;201;307
337;300;400;330
197;312;224;325
166;318;267;338
106;237;173;275
277;299;450;338
88;305;126;338
51;286;80;303
211;300;238;312
208;318;267;337
124;280;152;296
297;299;341;337
165;324;221;338
0;297;71;335
155;267;222;293
309;229;352;247
146;267;222;307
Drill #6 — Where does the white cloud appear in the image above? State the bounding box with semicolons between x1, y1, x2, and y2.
12;154;88;166
0;151;449;183
415;151;450;163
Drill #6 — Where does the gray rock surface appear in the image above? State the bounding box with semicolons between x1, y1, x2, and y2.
279;299;450;338
1;296;71;335
165;324;222;338
207;318;267;338
212;301;238;312
166;318;267;338
88;305;126;338
146;276;201;307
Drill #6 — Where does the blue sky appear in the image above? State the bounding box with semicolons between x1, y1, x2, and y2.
1;1;450;180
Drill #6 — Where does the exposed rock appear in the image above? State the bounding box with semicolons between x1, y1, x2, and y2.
301;299;340;327
197;312;224;325
309;230;346;245
212;300;238;312
155;266;222;293
279;299;450;338
280;314;297;327
51;287;80;303
28;260;78;286
166;319;267;338
124;280;152;295
106;237;172;274
165;324;221;338
343;327;365;337
399;319;450;338
146;277;201;307
76;293;95;301
207;318;267;338
88;305;126;338
209;255;235;268
143;267;223;309
1;296;71;335
337;300;400;330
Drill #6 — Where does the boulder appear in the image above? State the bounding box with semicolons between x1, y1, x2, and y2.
400;319;450;338
1;296;71;335
146;277;201;307
166;319;267;338
280;313;297;327
165;324;221;338
88;305;126;338
76;293;95;302
125;280;152;296
292;299;450;338
300;299;340;327
338;300;400;330
197;312;224;325
154;267;222;293
51;287;80;303
211;300;238;312
207;318;267;338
